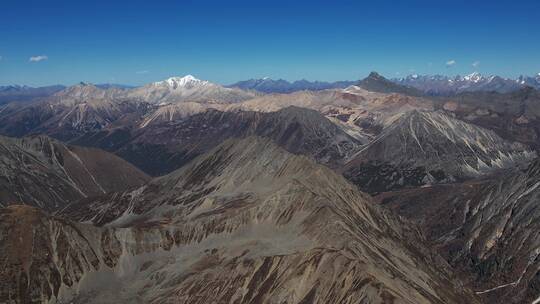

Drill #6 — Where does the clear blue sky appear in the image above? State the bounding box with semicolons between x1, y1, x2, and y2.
1;0;539;86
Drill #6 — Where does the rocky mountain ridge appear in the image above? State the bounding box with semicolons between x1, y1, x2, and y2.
0;134;149;211
0;136;478;303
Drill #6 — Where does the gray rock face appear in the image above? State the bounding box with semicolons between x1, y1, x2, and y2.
0;135;149;211
377;158;540;304
0;136;477;304
343;110;535;193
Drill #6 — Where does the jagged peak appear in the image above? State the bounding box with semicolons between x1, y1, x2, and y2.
463;72;483;82
366;71;386;80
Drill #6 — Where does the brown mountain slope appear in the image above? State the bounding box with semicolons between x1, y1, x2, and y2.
26;136;482;303
342;110;534;194
73;107;362;176
0;135;149;211
377;158;540;304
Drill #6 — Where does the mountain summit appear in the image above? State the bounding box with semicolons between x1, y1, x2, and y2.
154;75;209;89
128;75;258;104
357;71;424;96
343;110;535;193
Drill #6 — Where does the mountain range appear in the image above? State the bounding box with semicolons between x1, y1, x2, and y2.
393;72;540;95
227;78;355;93
2;71;540;303
0;137;480;303
0;85;65;105
2;72;539;103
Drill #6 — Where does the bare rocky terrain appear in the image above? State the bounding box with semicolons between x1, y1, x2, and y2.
0;134;149;211
377;159;540;304
0;137;480;304
342;110;535;194
1;72;540;303
72;106;362;175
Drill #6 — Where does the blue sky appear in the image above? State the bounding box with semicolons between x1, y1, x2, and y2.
1;0;539;86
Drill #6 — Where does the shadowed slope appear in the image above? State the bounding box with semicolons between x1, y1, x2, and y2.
0;135;149;211
377;158;540;304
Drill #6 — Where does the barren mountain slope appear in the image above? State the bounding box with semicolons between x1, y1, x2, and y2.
377;158;540;304
74;106;362;176
0;135;149;211
0;83;152;141
22;136;480;304
343;110;535;193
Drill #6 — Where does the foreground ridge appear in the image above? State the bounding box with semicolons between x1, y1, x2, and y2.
1;137;479;303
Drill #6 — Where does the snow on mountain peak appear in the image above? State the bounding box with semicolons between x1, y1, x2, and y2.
394;72;540;94
463;72;483;83
155;75;209;89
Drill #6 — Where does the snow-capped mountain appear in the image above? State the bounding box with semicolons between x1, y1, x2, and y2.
0;83;152;140
128;75;258;104
155;74;208;88
517;73;540;87
462;71;483;83
227;77;354;93
393;72;540;95
0;76;259;140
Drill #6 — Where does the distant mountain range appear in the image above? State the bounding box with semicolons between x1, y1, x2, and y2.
2;72;540;102
356;72;424;96
0;85;65;104
227;78;355;93
393;72;540;95
228;72;540;94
